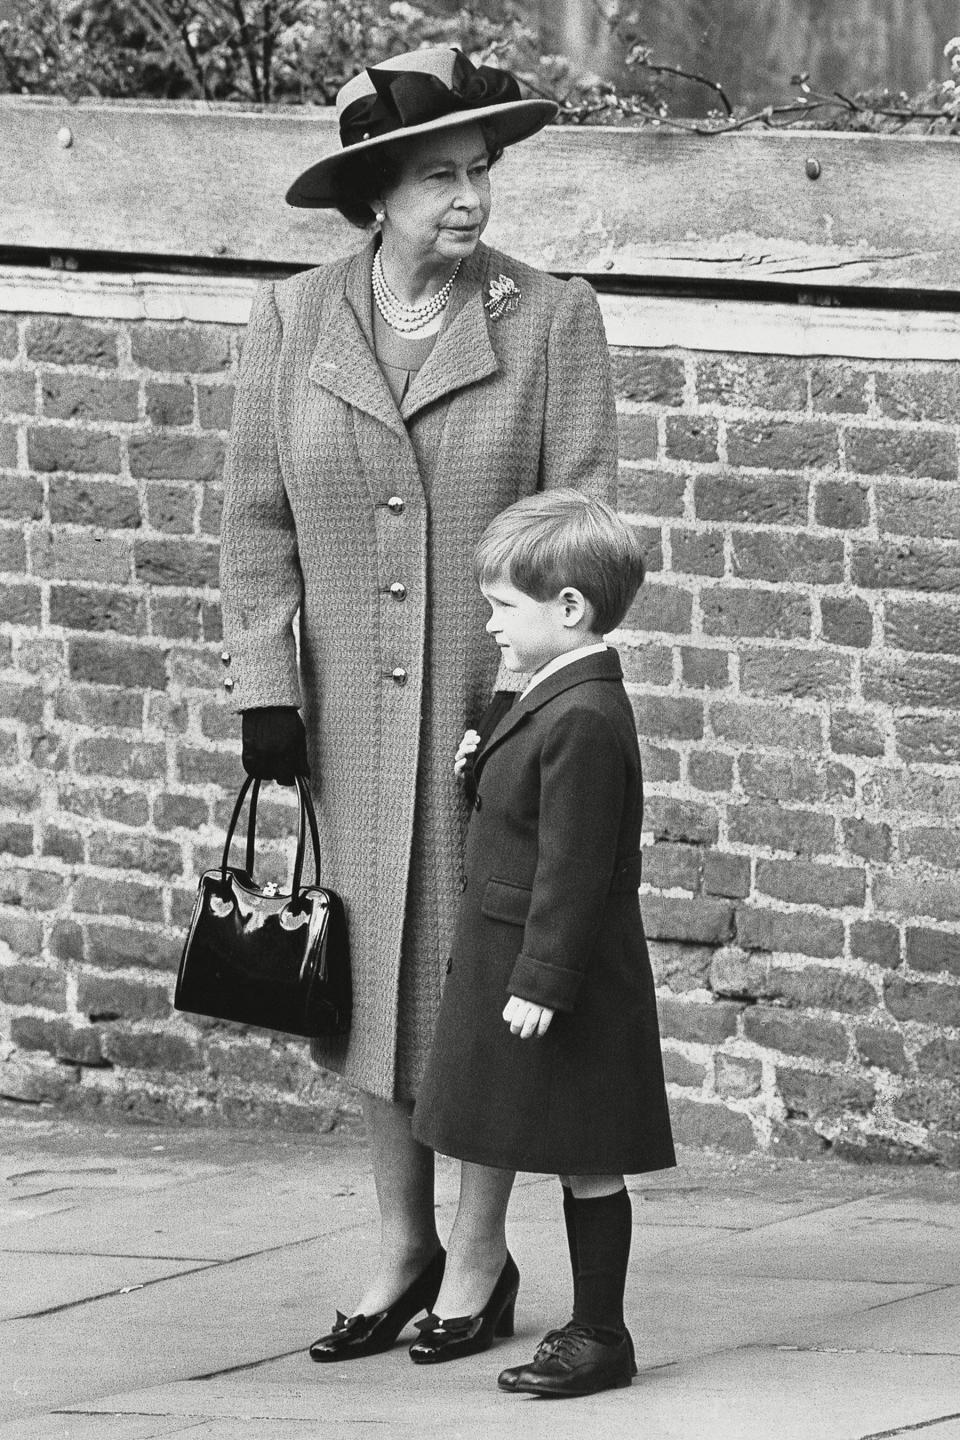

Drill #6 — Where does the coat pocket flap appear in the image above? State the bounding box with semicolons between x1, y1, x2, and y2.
481;878;533;925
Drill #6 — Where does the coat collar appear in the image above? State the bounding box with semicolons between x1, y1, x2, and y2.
306;240;500;433
474;648;625;781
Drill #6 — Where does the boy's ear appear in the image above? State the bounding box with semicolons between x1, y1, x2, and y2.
559;587;589;629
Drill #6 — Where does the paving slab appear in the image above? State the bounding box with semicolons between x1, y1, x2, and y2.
0;1253;211;1321
787;1282;960;1356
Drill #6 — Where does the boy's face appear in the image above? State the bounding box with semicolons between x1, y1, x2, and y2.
481;578;590;673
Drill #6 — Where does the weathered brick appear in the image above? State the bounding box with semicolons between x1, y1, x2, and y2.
641;745;678;784
688;751;734;792
739;754;854;805
642;895;734;946
0;476;43;520
657;996;741;1043
609;352;684;405
695;474;808;526
739;648;851;701
701;589;810;640
661;1050;707;1087
616;412;656;462
48;477;140;528
145;381;193;426
875;369;960;423
696;355;807;411
728;803;834;855
145;483;197;534
896;715;960;765
893;1084;960;1133
77;975;171;1022
853;540;960;594
668;1096;756;1153
905;928;960;978
630;695;703;742
151;595;205;641
814;481;869;529
0;370;36;414
821;597;873;648
0;315;18;359
88;832;183;878
742;1006;848;1061
73;875;164;923
877;484;960;542
146;694;189;735
628;524;664;573
134;540;219;588
129;434;224;484
48;919;83;962
829;710;885;759
710;950;768;998
197;383;235;431
86;922;180;971
680;648;728;692
810;364;869;415
862;770;960;819
68;639;167;691
914;1036;960;1079
0;581;41;624
58;782;150;827
0;960;65;1013
41;374;138;423
618;645;671;688
130;324;232;374
648;940;714;993
863;654;960;709
0;424;15;469
0;867;64;910
642;841;700;892
715;1053;762;1098
727;420;837;472
176;746;244;788
0;910;43;956
672;530;725;578
11;1015;105;1066
846;426;955;482
27;427;121;475
644;796;718;845
42;824;84;864
0;680;43;723
26;318;118;367
100;1029;202;1070
0;525;26;570
617;469;685;517
756;859;865;909
711;705;823;760
736;906;844;959
73;737;166;782
885;599;960;657
27;730;67;772
154;792;208;831
732;530;843;585
623;583;690;633
665;415;718;462
31;530;132;585
884;975;960;1027
0;821;33;858
199;487;222;537
855;1026;907;1073
777;1067;875;1118
50;586;145;636
850;919;900;968
703;852;750;898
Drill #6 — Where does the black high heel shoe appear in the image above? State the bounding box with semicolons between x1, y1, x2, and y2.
408;1253;520;1365
309;1248;445;1362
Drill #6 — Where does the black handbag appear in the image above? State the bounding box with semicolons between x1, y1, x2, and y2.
175;774;351;1038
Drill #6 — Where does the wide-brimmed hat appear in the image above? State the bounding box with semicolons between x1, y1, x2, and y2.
286;47;558;208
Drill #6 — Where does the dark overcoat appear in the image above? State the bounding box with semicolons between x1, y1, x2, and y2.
219;239;616;1100
412;650;676;1175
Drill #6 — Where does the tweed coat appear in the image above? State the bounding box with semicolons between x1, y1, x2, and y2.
219;238;617;1100
412;649;676;1174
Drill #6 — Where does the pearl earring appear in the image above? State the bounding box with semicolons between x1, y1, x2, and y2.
374;209;386;224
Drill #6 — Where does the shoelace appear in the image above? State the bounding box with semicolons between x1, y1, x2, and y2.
536;1323;600;1365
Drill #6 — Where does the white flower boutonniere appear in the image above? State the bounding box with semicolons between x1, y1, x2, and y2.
484;273;522;321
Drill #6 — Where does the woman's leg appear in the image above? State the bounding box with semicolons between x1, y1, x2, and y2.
350;1091;443;1316
431;1161;516;1317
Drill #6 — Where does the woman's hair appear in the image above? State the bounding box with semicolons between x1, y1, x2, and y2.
331;126;504;229
475;490;647;635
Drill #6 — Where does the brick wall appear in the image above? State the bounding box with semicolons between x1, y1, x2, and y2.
1;285;959;1164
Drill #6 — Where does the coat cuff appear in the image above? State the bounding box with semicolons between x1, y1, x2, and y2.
220;635;301;712
507;952;583;1012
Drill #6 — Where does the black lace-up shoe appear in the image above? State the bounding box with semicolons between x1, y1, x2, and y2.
497;1321;636;1398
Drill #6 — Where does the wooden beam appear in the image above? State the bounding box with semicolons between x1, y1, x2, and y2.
2;97;959;292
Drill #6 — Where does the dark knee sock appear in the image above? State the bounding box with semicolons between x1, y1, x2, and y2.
570;1187;632;1342
561;1185;578;1313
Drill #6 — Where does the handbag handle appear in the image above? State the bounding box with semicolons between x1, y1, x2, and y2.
220;774;322;911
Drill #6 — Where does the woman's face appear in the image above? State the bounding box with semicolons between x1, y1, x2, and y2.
378;123;492;267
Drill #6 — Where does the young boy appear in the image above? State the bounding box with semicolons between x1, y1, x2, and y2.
411;490;675;1397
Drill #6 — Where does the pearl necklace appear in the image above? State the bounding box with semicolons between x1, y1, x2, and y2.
372;250;461;334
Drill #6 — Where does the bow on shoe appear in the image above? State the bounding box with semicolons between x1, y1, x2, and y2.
340;52;522;147
414;1311;478;1340
331;1310;368;1334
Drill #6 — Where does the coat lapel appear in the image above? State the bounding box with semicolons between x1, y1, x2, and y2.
401;244;499;423
474;650;625;783
307;241;407;439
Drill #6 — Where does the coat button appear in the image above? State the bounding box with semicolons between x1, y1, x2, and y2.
220;650;231;666
389;582;407;601
387;496;404;514
223;676;235;693
474;794;482;811
391;667;408;686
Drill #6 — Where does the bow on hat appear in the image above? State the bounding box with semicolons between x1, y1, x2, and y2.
339;50;522;148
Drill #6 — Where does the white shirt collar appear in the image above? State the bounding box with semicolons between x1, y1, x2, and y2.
519;641;608;702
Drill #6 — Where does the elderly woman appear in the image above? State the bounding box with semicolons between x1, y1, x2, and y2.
219;46;618;1363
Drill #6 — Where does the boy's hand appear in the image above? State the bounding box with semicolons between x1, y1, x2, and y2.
454;728;482;779
503;995;554;1039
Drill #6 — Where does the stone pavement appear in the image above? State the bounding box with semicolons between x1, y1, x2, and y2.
1;1116;959;1440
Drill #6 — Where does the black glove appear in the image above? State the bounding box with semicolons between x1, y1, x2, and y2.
241;707;310;786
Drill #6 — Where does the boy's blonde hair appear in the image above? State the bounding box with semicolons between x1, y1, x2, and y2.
474;489;646;634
